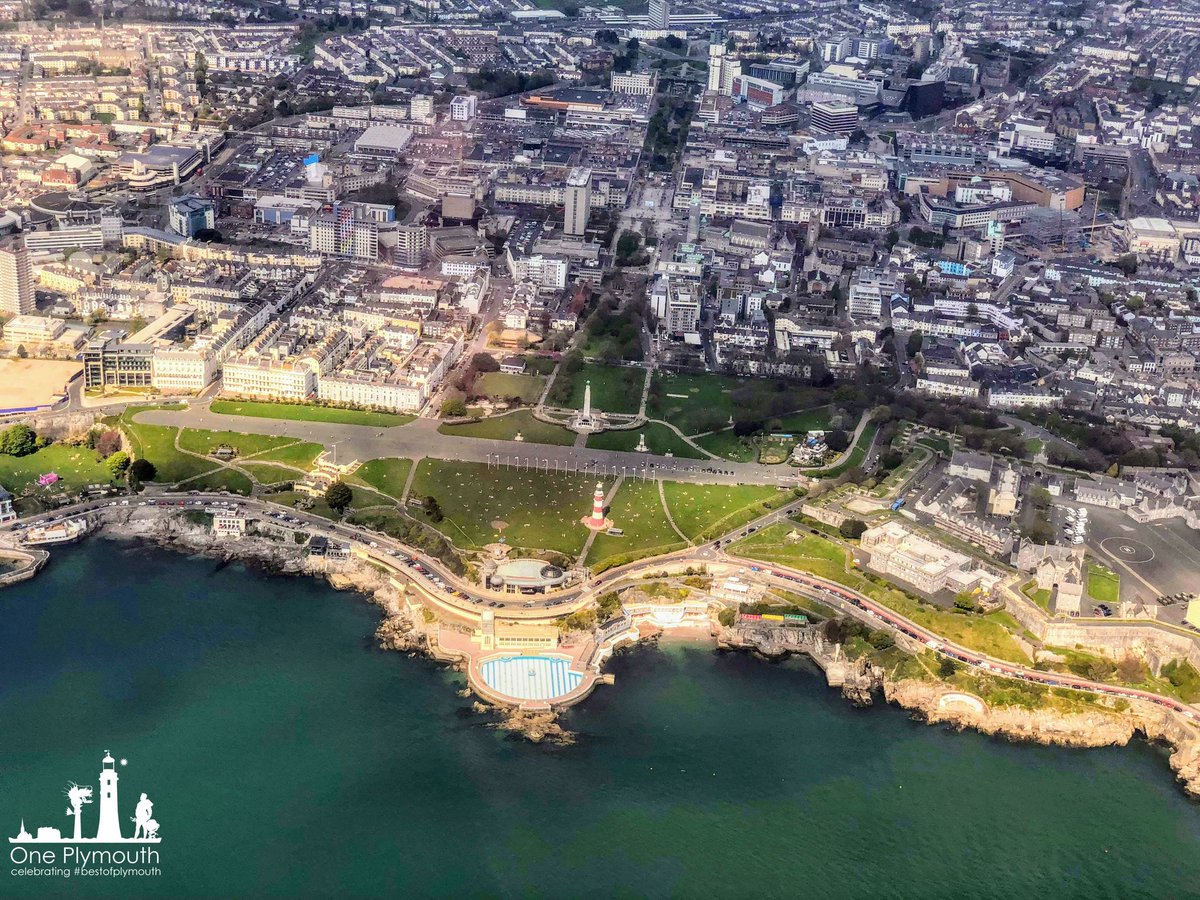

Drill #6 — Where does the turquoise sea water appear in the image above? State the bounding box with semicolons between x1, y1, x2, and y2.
2;539;1200;898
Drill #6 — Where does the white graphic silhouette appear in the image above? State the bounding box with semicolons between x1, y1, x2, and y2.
133;793;154;840
9;752;161;844
64;783;93;842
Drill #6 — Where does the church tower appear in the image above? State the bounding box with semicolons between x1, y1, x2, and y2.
96;752;122;841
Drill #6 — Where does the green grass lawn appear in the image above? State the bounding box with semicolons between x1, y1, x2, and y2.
692;428;757;462
409;459;611;555
586;423;705;459
240;463;304;486
210;399;413;428
523;355;559;376
0;444;115;498
585;480;687;573
120;419;217;484
177;429;308;461
648;372;742;435
245;441;323;469
662;482;790;542
438;410;577;446
774;406;833;433
564;364;645;414
1021;579;1053;612
1086;562;1121;605
347;457;412;502
731;525;1030;664
475;372;547;404
185;468;254;495
916;435;952;456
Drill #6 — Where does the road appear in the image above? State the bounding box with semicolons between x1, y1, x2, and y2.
737;558;1200;719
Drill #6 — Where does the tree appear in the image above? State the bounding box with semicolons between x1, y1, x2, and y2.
440;397;468;418
953;592;977;612
839;519;868;540
95;429;122;458
717;607;737;627
615;230;641;262
885;228;900;249
826;429;850;452
128;458;157;484
16;344;27;358
105;451;130;479
0;424;39;457
906;330;924;357
472;353;500;373
325;481;352;514
937;657;959;678
422;494;443;523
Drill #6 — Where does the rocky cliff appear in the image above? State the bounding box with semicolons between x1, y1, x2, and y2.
886;678;1200;799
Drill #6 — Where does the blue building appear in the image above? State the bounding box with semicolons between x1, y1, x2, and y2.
168;195;215;237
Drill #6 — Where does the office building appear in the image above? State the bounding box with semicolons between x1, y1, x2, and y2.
648;0;670;29
309;203;379;261
168;195;216;237
563;167;592;238
0;239;34;315
810;101;858;135
395;223;429;268
450;95;477;121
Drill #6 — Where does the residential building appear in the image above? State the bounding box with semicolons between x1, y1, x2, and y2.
0;239;33;315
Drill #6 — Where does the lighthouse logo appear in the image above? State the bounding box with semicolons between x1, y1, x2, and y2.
9;751;161;845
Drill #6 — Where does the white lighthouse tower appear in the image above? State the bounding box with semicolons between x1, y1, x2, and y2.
96;751;122;841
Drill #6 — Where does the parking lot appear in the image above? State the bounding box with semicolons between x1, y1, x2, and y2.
1082;505;1200;603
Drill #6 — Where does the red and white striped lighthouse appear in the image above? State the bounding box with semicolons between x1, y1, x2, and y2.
580;482;612;530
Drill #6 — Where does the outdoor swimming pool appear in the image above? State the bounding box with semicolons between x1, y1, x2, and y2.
479;655;584;702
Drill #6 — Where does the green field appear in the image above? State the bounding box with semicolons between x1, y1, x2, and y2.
1021;579;1053;612
475;372;547;404
410;459;611;555
438;410;577;446
240;463;304;486
775;407;833;433
586;423;705;459
585;480;687;573
731;525;1030;664
564;364;645;415
0;444;115;499
662;482;790;542
648;372;742;435
210;399;413;428
185;468;254;495
347;458;413;502
693;428;757;462
523;355;559;376
1086;562;1121;605
120;419;217;484
916;435;952;456
245;441;323;469
177;429;307;461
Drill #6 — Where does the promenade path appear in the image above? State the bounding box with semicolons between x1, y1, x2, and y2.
135;405;801;488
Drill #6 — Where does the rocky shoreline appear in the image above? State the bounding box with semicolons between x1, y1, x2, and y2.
714;620;1200;799
71;512;1200;790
